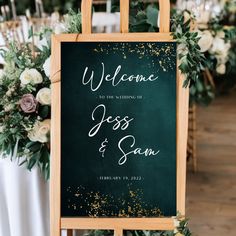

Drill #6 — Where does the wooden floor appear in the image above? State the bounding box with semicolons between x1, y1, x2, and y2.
186;91;236;235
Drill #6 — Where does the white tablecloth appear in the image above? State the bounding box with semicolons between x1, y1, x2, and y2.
0;158;49;236
0;158;83;236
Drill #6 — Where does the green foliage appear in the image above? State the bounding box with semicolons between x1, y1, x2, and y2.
171;10;207;87
0;40;51;180
190;77;215;106
128;3;207;91
129;2;158;32
200;16;236;96
64;9;82;33
208;17;236;42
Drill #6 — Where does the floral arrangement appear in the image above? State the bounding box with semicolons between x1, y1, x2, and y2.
192;8;236;104
197;19;236;75
0;8;84;179
127;2;211;104
0;31;51;179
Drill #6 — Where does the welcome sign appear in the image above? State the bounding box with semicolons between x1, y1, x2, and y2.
61;41;177;217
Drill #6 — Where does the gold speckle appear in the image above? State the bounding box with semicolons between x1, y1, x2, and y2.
92;42;176;73
66;185;163;217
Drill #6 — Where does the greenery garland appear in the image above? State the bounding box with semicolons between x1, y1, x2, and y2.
127;2;212;104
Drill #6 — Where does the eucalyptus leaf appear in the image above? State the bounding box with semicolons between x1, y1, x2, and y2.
146;5;158;28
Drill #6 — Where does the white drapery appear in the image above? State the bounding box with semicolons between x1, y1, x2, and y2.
0;158;82;236
0;158;49;236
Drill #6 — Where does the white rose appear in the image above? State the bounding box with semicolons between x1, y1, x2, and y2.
198;30;213;52
20;68;43;85
216;64;226;74
36;87;51;105
43;57;50;77
28;119;50;143
210;37;231;55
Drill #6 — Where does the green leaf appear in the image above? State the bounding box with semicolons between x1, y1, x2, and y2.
28;26;33;39
19;159;27;166
39;106;50;119
27;151;41;170
146;5;158;28
26;142;41;152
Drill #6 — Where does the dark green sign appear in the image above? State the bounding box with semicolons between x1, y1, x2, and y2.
61;42;177;217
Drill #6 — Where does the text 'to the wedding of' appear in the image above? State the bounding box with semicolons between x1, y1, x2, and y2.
50;1;189;236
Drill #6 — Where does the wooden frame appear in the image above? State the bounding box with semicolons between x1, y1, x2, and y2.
50;1;189;236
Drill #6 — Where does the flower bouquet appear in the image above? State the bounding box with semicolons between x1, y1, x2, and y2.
0;32;51;179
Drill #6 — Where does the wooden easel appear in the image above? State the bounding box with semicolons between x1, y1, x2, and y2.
50;1;189;236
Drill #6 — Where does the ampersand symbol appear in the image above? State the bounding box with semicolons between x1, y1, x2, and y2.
99;138;108;157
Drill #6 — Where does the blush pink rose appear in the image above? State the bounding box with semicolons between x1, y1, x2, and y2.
19;94;38;113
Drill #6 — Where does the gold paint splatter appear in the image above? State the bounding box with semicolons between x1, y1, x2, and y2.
66;184;163;217
92;42;176;73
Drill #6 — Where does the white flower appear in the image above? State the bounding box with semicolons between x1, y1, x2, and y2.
198;30;213;52
36;87;51;105
54;23;66;34
37;37;48;51
20;68;43;85
216;64;226;74
210;37;231;56
28;119;50;143
43;57;50;77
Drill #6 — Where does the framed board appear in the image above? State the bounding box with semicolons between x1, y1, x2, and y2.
50;1;189;236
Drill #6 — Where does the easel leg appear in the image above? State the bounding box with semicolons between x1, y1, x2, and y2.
114;228;123;236
192;104;197;172
67;229;73;236
187;104;197;172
